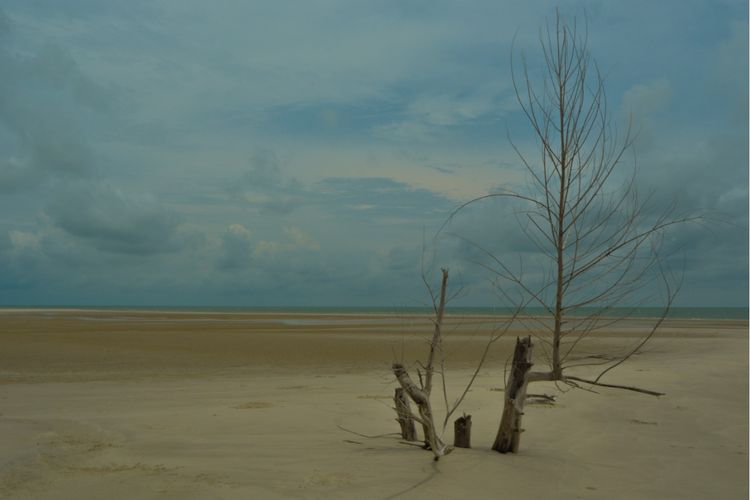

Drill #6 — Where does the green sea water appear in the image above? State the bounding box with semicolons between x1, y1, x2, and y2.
5;305;747;320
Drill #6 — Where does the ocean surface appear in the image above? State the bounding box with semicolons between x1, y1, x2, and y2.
3;306;748;320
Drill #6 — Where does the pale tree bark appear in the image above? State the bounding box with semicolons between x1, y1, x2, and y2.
493;336;533;453
392;268;450;460
394;388;418;441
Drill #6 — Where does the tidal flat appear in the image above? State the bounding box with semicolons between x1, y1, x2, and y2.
0;309;747;499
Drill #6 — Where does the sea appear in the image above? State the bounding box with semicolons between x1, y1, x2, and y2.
4;305;748;320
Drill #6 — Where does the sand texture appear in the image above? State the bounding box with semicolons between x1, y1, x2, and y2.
0;309;747;499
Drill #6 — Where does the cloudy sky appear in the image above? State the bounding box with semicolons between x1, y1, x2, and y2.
0;0;746;307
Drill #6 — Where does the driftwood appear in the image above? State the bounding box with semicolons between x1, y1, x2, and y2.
392;362;445;456
493;336;533;453
453;414;471;448
564;376;665;397
392;268;450;460
394;388;418;441
527;393;556;404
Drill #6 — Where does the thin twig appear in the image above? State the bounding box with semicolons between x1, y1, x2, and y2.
564;376;664;396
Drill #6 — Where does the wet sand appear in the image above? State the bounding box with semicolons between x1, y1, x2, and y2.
1;309;747;499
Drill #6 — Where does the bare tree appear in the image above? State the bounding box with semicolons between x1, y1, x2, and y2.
392;268;450;460
387;11;693;459
443;10;692;401
392;267;521;459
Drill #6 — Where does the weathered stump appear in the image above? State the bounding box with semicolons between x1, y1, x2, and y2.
492;336;533;453
453;414;472;448
394;387;418;441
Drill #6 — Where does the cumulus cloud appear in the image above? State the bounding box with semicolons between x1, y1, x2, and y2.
230;149;303;215
217;223;254;270
217;223;320;271
0;14;113;193
622;78;671;121
239;149;284;189
0;2;744;307
710;20;748;120
0;227;47;293
283;226;320;252
45;184;183;255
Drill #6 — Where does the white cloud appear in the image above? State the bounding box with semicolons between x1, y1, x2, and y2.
217;223;319;270
0;2;745;306
8;230;40;250
373;81;513;142
217;223;253;270
283;226;320;252
621;78;671;121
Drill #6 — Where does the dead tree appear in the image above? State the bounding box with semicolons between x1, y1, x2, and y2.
493;336;533;453
394;388;418;441
392;268;450;460
441;10;691;398
392;263;524;458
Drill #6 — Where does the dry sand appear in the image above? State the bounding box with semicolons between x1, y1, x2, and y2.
0;309;747;499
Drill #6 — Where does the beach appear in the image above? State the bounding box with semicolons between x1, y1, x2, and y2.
0;309;747;499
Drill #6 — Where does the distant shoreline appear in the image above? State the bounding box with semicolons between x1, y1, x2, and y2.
0;305;747;320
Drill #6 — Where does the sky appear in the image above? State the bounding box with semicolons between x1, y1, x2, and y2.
0;0;746;308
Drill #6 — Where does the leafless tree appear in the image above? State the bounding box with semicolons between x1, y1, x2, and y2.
442;10;693;405
392;268;451;460
392;267;521;459
389;10;694;459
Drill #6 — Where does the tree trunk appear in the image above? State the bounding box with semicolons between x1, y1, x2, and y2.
453;414;471;448
392;362;446;459
390;269;451;460
394;387;418;441
493;336;533;453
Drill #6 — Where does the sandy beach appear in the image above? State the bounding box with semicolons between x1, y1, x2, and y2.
0;309;747;499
